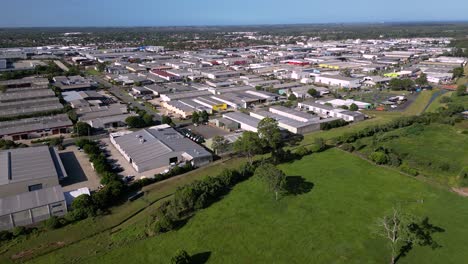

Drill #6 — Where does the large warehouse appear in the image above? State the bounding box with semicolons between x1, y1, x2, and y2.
110;125;213;173
0;146;68;230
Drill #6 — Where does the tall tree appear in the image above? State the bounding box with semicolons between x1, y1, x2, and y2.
161;115;174;126
74;122;92;136
255;163;286;201
233;131;262;164
307;88;318;97
200;110;209;123
212;135;229;155
415;73;428;86
349;103;359;111
374;208;444;264
191;112;200;125
257;117;282;152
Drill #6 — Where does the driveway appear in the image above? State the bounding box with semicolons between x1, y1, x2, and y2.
185;124;230;139
59;145;101;192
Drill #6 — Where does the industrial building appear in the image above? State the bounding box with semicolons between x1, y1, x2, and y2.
76;103;135;129
110;125;213;173
0;114;73;141
0;146;68;230
298;101;366;122
223;112;261;132
53;75;96;91
314;75;361;89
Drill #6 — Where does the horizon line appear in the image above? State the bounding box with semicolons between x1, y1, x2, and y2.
1;20;468;29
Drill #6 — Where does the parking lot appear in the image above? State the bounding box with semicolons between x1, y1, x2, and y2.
184;124;230;139
100;138;168;180
59;145;101;192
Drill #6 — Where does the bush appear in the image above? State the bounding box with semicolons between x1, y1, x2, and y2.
310;138;326;152
340;143;355;152
369;151;388;165
12;226;27;237
400;164;419;176
294;146;311;157
320;119;348;130
439;162;451;172
0;230;13;242
388;153;402;167
151;162;258;234
43;216;61;230
153;213;177;234
171;249;191;264
440;96;452;103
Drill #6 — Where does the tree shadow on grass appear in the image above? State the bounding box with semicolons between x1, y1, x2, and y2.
190;251;211;264
395;217;445;263
284;176;314;196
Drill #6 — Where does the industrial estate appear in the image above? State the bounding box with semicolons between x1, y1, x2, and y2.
0;19;467;264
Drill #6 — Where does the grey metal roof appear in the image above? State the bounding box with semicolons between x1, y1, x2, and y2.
77;104;128;121
269;106;319;121
300;100;335;110
113;127;211;171
0;186;65;216
252;110;320;129
0;146;66;186
0;89;56;103
223;112;260;128
0;114;72;136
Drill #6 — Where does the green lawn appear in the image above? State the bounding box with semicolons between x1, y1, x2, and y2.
28;149;468;264
355;123;468;186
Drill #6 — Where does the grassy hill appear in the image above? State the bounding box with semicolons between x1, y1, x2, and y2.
355;122;468;186
28;149;468;264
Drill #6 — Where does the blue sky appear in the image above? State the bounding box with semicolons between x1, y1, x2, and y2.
1;0;467;27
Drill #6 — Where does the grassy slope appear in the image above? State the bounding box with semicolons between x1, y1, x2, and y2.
30;149;468;264
0;158;245;264
300;89;437;147
356;123;468;185
455;64;468;86
426;92;454;112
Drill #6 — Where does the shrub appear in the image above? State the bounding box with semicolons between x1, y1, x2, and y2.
0;230;13;242
153;213;177;234
43;216;61;230
439;162;451;172
440;96;452;103
12;226;27;237
320;119;348;130
310;138;326;152
369;151;388;165
294;146;311;157
388;153;402;167
340;143;355;152
171;249;191;264
400;164;419;176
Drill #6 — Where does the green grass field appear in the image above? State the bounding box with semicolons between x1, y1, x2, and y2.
0;158;246;264
355;123;468;186
26;149;468;264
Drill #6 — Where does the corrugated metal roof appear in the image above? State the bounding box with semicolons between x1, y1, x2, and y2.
0;186;65;216
0;146;63;186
